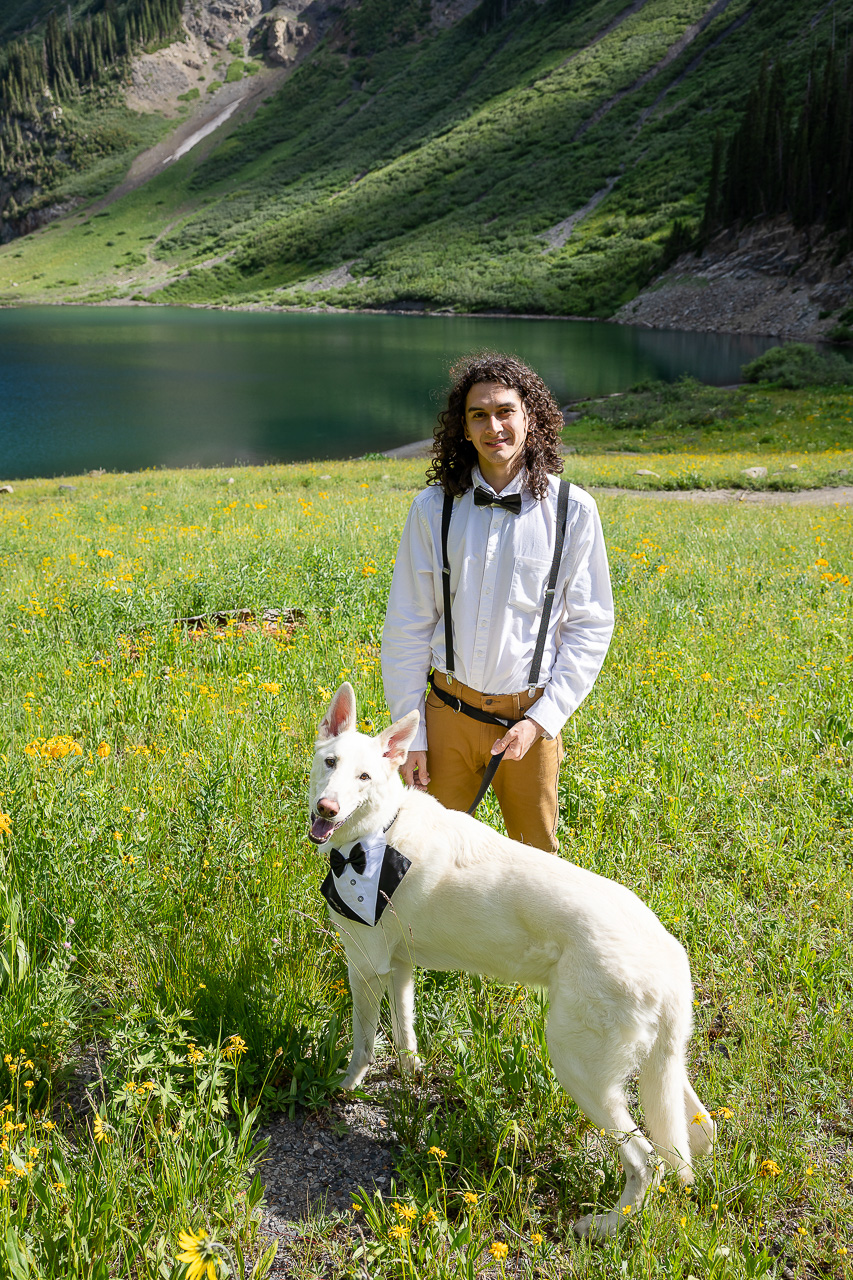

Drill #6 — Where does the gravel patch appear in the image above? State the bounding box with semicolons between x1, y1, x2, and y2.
257;1091;396;1226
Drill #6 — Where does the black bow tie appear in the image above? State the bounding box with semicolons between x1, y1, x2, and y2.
330;844;367;877
473;486;522;515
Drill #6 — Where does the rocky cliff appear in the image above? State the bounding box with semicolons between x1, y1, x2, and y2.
613;219;853;342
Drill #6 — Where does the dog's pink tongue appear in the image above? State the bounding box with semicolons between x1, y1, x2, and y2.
310;814;337;843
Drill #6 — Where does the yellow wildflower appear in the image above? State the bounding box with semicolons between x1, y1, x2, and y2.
490;1242;509;1261
463;1191;478;1207
96;742;111;758
223;1034;247;1063
428;1145;447;1159
176;1227;224;1280
388;1224;410;1241
530;1232;544;1246
759;1159;782;1178
92;1114;112;1145
0;813;11;838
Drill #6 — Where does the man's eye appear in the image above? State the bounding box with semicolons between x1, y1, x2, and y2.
324;757;336;768
359;772;370;781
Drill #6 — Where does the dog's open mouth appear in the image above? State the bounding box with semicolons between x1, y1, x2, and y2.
308;812;343;845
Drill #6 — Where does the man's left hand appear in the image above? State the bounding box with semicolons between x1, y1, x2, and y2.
491;718;545;762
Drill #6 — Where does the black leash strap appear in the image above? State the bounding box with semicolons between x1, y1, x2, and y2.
428;677;518;815
435;479;570;812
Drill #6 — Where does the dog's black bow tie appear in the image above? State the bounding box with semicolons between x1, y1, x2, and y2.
330;844;367;877
473;486;522;515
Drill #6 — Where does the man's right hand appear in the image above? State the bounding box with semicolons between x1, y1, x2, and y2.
401;750;430;790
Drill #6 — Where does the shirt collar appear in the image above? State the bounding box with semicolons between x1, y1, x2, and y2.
471;465;529;504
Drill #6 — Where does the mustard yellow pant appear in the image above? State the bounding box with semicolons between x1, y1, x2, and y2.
425;674;563;853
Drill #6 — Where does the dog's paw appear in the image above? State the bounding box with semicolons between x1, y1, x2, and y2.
340;1061;371;1090
572;1210;623;1241
399;1052;423;1078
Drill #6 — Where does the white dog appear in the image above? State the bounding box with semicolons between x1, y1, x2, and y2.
308;683;715;1238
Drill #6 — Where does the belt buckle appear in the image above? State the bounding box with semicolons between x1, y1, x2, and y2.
452;696;462;714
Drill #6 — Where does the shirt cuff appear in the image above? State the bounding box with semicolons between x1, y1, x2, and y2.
525;704;562;741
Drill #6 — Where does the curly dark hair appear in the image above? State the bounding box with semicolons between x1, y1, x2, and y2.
425;352;565;500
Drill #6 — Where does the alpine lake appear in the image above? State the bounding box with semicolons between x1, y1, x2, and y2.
0;306;780;480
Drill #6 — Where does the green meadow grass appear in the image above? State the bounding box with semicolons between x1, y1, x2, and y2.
0;437;851;1276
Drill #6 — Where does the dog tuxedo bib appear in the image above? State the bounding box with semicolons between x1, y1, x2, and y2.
320;829;411;926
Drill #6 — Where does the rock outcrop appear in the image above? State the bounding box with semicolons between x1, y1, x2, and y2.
613;218;853;341
267;14;311;65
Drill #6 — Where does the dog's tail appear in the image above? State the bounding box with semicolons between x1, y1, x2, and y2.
637;983;714;1181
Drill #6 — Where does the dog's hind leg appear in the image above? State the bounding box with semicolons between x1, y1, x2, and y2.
546;1013;655;1240
388;955;423;1078
683;1078;716;1157
341;960;387;1090
637;1018;701;1179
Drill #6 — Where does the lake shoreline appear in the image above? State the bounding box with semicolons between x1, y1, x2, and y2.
1;297;796;343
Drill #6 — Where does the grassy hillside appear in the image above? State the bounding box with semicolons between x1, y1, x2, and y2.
0;0;850;313
1;407;851;1272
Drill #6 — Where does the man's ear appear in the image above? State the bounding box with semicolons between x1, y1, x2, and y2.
317;682;357;742
378;710;420;768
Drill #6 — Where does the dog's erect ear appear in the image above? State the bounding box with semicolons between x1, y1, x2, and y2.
317;682;357;742
378;710;420;768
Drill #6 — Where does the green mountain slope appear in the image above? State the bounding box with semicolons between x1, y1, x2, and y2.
0;0;848;315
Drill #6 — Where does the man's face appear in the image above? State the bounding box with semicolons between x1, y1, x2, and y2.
463;382;528;490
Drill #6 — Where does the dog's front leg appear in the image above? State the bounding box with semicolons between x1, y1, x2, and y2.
341;961;387;1090
388;955;422;1078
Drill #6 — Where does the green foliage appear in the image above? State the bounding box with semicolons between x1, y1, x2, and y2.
178;87;200;102
577;378;744;432
227;39;244;57
225;61;244;84
741;342;853;389
703;43;853;242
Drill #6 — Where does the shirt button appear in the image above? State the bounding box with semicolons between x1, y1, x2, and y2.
485;587;491;595
357;895;364;902
350;879;356;885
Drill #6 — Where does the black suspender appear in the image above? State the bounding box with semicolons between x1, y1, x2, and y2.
440;487;455;686
526;478;569;693
440;479;570;690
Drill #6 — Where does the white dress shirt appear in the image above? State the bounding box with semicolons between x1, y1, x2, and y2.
382;466;614;752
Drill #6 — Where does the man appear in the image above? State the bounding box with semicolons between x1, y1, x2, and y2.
381;352;613;852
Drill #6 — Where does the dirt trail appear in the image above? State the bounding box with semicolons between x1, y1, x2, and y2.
591;485;853;505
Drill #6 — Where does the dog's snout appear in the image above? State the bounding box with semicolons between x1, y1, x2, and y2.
316;797;339;819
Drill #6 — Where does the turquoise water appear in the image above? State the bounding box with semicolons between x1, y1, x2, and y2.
0;307;779;480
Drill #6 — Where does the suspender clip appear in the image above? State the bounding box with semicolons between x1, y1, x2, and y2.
446;671;453;687
527;685;537;697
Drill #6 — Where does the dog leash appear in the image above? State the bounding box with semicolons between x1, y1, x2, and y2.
435;478;569;815
427;677;517;814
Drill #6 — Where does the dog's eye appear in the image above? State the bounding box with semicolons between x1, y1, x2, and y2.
324;756;336;768
359;772;370;781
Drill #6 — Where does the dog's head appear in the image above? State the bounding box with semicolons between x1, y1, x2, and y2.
308;682;419;845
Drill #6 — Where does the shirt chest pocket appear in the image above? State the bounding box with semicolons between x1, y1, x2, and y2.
508;556;550;613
